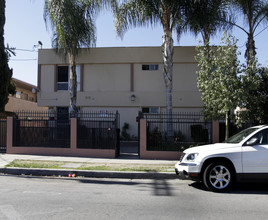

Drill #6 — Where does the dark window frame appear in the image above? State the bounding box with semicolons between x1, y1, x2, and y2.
57;65;81;91
142;64;159;71
57;66;69;91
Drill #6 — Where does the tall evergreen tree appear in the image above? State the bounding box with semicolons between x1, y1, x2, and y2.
0;0;16;112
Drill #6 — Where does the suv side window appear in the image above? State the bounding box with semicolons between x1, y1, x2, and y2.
248;129;268;145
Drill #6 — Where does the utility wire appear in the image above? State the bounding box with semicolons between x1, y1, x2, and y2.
14;48;37;52
254;26;268;38
10;59;37;61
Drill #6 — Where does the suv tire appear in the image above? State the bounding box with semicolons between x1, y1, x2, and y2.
203;162;234;192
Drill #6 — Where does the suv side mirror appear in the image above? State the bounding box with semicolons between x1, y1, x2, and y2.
246;138;259;146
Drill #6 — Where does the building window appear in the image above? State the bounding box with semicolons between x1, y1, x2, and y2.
142;107;160;114
21;93;28;100
142;64;159;71
57;65;81;91
57;66;69;90
29;97;35;102
16;91;21;99
76;65;81;91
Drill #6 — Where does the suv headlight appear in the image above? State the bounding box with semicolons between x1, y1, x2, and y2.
185;153;198;162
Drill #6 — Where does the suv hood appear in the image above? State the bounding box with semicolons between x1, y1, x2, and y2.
184;143;239;154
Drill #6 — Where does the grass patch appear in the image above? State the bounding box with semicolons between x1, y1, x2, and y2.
6;160;66;169
78;166;170;172
6;160;174;173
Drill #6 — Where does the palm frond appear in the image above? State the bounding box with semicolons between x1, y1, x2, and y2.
115;0;185;38
181;0;231;44
44;0;99;56
231;0;268;59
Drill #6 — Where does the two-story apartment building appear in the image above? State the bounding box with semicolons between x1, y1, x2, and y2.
5;78;47;113
37;47;203;136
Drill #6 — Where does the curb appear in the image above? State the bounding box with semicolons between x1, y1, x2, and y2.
0;168;178;180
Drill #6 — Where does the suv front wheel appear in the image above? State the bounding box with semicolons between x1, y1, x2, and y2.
203;162;234;192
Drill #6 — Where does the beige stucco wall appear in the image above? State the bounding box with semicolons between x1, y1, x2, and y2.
134;63;165;92
38;47;196;65
40;65;55;92
6;78;46;113
37;47;203;136
5;96;47;112
84;64;130;92
14;87;36;102
38;47;202;108
38;73;202;107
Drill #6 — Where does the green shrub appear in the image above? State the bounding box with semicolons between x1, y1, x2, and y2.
121;122;131;141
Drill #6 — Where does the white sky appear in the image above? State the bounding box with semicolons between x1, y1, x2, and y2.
4;0;268;86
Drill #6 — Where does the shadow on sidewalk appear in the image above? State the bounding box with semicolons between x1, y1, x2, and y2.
119;142;139;159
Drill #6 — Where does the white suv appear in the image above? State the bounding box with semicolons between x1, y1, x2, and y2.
175;125;268;192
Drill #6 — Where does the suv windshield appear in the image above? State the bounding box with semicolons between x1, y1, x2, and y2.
224;127;259;144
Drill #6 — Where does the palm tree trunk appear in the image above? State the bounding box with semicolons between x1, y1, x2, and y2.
245;32;256;63
68;52;77;117
162;30;174;142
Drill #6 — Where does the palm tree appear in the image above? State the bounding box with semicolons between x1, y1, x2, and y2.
115;0;185;140
229;0;268;62
44;0;114;115
180;0;231;45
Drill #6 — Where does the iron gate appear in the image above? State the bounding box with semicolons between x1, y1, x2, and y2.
76;111;121;157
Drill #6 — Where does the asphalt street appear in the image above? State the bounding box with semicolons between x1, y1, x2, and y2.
1;175;268;220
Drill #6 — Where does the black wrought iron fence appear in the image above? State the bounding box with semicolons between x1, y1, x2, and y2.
77;111;120;151
141;112;212;151
13;111;70;148
0;119;7;153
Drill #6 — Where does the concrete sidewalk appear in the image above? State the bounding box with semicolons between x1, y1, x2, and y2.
0;154;178;179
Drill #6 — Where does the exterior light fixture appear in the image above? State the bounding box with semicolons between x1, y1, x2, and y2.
131;94;136;102
33;41;43;51
32;88;40;94
38;41;43;49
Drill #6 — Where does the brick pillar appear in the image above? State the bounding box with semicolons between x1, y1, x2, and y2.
70;118;77;149
6;117;13;153
139;119;147;159
212;121;219;144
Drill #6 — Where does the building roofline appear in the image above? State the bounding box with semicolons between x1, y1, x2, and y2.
38;46;197;65
13;78;37;91
39;45;196;51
